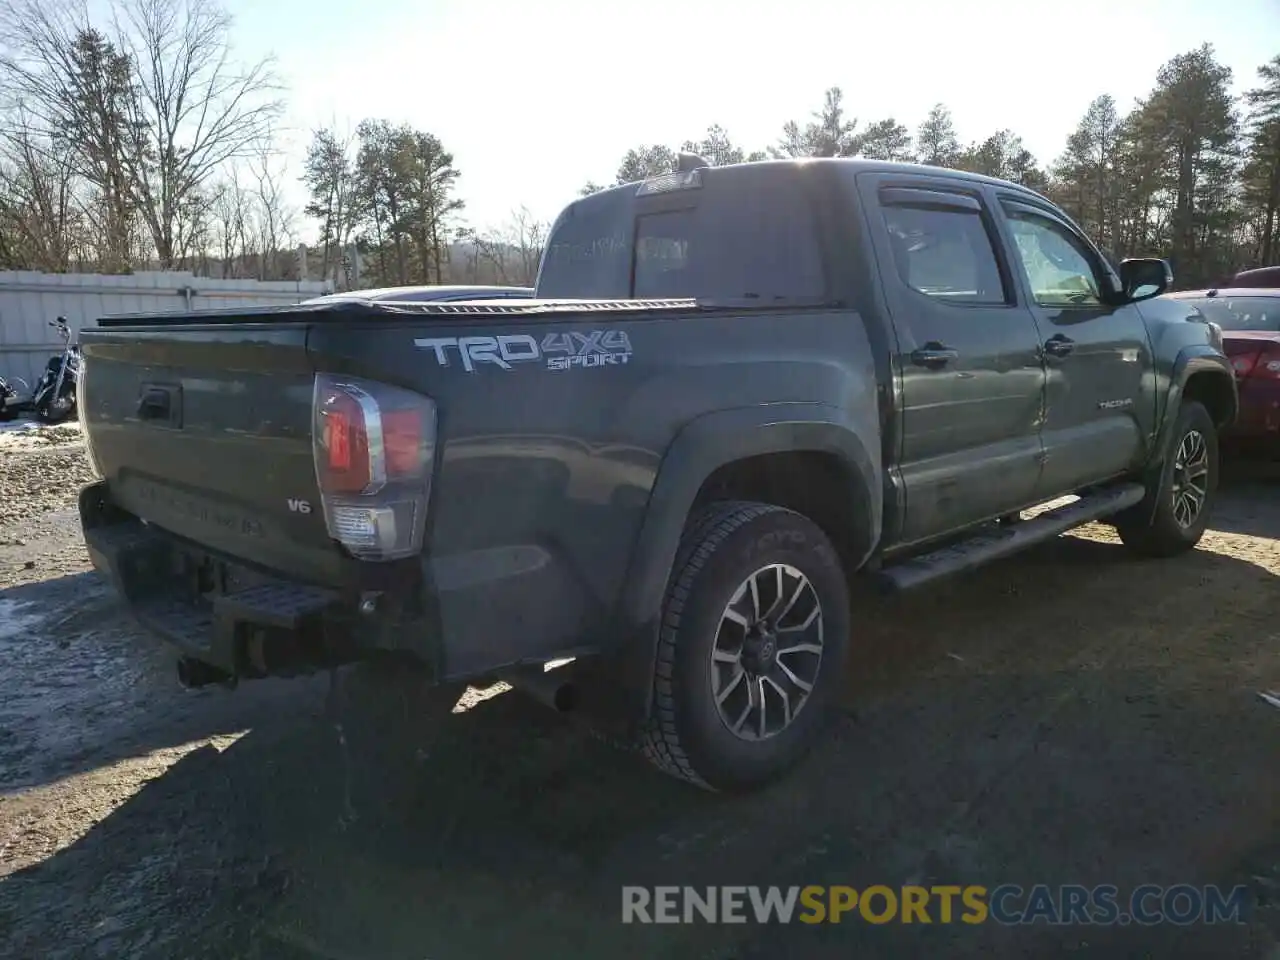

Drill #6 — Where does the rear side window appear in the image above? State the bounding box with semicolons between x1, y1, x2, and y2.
536;170;826;302
881;205;1007;304
633;183;826;302
538;197;633;299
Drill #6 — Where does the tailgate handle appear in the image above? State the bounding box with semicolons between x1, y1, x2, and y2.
138;385;179;423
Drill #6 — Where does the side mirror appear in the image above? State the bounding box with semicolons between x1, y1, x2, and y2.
1119;258;1172;302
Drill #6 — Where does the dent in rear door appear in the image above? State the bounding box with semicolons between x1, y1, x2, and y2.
858;173;1047;544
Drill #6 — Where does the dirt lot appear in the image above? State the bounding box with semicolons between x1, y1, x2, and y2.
1;433;1278;959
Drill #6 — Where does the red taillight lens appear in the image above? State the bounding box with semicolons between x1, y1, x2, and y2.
1231;348;1280;381
1253;350;1280;380
327;410;352;470
318;392;371;493
383;407;427;477
312;374;437;561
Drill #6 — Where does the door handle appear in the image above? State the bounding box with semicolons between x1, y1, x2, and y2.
1043;334;1075;358
910;342;959;369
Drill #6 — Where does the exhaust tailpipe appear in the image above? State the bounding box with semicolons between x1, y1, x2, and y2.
176;656;233;689
496;663;579;713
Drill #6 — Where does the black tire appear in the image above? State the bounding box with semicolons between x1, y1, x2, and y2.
639;500;851;792
1116;400;1218;558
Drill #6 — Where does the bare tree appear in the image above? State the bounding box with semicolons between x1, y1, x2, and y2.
209;169;247;276
503;206;548;284
0;0;284;269
462;206;548;285
0;109;81;270
0;6;134;268
114;0;284;266
247;137;294;279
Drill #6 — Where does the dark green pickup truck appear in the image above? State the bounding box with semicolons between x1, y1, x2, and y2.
75;156;1237;792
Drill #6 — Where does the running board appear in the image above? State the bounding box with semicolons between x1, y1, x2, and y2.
877;483;1146;593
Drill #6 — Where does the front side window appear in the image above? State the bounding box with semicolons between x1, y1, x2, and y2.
880;204;1007;304
1004;209;1103;307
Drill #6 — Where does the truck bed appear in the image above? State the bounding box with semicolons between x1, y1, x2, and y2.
79;294;828;683
80;298;694;583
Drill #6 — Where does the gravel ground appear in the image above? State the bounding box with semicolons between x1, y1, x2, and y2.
0;422;95;527
0;444;1278;960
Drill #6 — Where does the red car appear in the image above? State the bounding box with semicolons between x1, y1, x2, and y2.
1229;266;1280;287
1167;287;1280;453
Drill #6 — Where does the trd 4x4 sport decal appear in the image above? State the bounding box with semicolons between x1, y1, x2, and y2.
414;330;633;373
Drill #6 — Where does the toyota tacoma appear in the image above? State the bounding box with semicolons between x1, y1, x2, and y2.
75;156;1237;792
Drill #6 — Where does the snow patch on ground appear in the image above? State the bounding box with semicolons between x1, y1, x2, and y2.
0;419;82;452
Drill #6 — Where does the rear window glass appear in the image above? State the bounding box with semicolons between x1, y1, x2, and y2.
536;170;826;302
633;188;825;302
1179;296;1280;331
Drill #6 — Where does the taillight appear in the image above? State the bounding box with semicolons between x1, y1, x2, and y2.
1235;348;1280;381
1254;350;1280;380
312;373;436;561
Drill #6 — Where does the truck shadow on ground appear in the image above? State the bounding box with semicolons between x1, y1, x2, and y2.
0;570;328;794
1213;458;1280;539
3;526;1279;960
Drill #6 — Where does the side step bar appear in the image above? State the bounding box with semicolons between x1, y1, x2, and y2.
877;482;1146;593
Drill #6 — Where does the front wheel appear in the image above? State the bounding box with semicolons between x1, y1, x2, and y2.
1116;400;1218;557
639;501;851;792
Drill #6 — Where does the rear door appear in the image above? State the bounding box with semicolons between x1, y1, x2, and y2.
857;173;1047;544
995;197;1154;499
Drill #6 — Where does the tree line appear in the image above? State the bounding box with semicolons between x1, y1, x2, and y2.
0;7;1276;292
0;0;291;278
0;0;491;286
582;45;1279;289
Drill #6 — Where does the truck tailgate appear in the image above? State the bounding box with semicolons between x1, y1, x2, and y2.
80;324;337;581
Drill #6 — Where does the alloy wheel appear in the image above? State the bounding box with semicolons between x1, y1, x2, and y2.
709;563;825;742
1170;428;1209;529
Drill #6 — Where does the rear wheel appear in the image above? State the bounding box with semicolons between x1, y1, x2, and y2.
1116;401;1218;557
639;501;851;792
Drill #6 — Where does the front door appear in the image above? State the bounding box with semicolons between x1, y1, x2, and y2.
996;198;1154;499
859;174;1048;546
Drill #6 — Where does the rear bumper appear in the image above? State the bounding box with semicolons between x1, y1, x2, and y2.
1222;379;1280;450
78;480;604;686
79;482;378;681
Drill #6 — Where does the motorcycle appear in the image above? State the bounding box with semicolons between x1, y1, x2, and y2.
0;373;28;421
30;316;80;424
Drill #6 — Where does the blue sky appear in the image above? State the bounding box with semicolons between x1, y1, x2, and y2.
226;0;1280;240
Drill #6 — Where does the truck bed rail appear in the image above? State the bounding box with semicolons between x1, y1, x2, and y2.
91;297;701;327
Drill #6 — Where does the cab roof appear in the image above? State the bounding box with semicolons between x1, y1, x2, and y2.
579;156;1050;206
